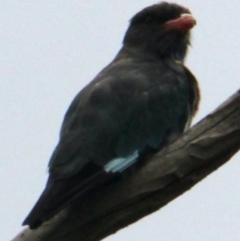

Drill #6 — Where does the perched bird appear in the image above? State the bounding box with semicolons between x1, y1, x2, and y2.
23;2;200;229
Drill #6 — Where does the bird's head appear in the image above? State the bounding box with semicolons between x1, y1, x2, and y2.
123;2;196;62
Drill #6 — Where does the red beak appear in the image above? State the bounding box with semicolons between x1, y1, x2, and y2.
163;14;196;32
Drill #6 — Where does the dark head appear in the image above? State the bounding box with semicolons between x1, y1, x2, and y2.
123;2;196;61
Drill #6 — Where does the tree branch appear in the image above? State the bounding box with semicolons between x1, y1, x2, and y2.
12;90;240;241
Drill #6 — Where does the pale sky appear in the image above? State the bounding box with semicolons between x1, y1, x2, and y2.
1;1;240;241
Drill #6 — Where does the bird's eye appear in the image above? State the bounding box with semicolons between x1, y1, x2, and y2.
145;16;154;24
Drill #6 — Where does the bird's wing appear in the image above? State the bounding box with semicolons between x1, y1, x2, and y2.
23;61;196;228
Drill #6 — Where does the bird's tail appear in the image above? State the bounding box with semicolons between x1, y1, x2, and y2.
22;163;116;229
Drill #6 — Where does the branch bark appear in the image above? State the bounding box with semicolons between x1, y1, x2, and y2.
12;90;240;241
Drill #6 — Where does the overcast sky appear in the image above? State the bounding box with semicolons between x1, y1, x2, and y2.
1;1;240;240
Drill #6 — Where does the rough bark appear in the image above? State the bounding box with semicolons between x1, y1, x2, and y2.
12;90;240;241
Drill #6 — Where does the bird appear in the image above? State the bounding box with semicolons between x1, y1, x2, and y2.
23;2;200;229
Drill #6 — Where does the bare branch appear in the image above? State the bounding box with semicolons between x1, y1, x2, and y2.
12;90;240;241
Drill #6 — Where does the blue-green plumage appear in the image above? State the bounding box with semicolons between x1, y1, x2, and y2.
23;2;200;229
